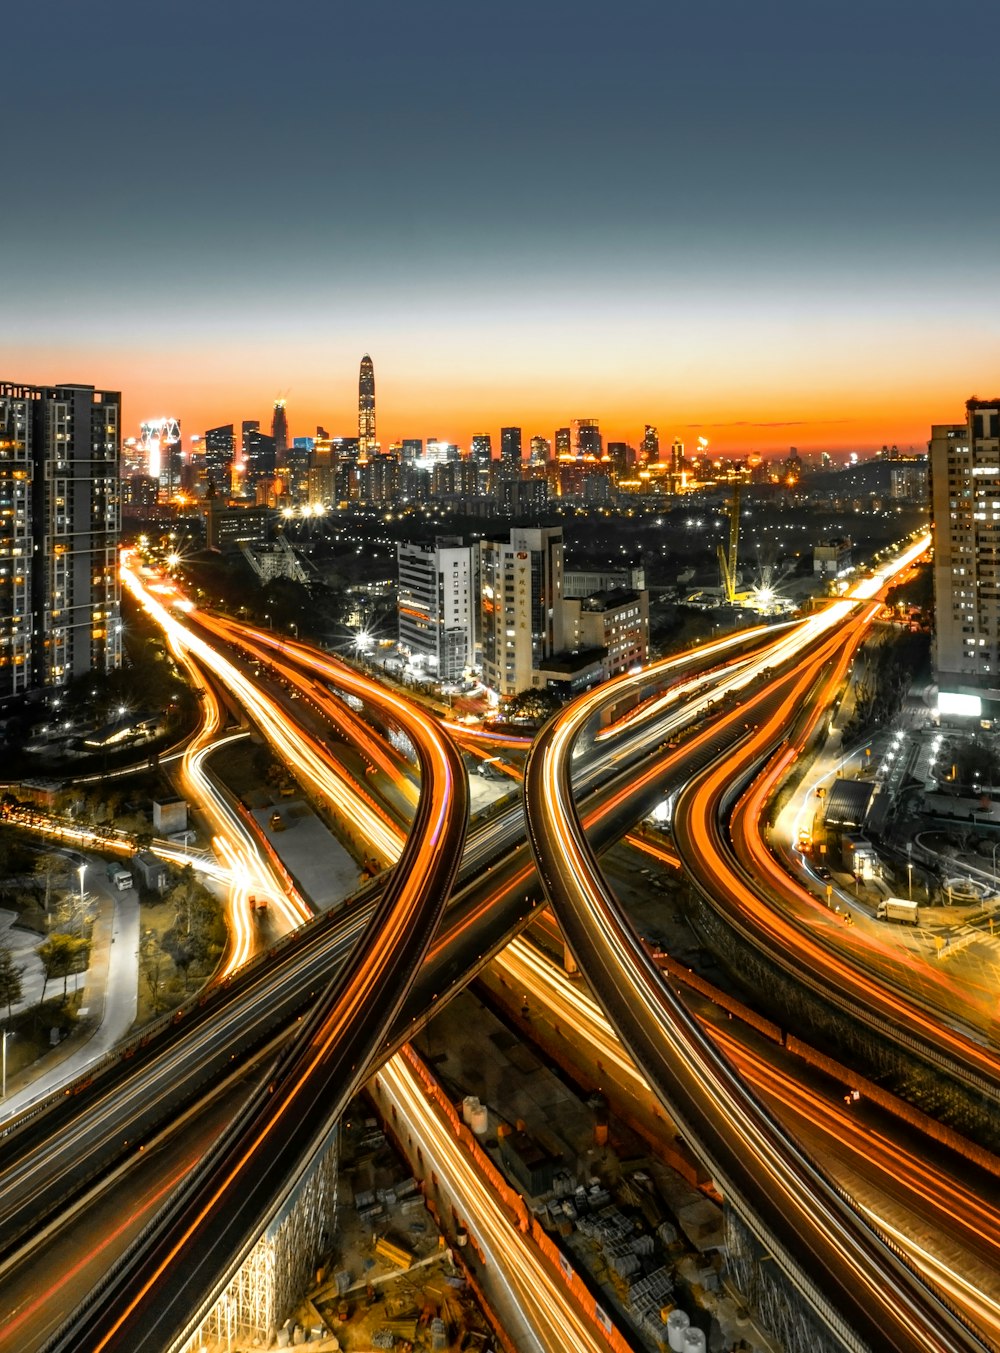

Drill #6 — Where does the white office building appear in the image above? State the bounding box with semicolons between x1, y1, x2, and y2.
397;537;474;680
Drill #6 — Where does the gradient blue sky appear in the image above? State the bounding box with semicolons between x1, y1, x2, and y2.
4;0;1000;453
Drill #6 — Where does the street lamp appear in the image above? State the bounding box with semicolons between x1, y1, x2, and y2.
1;1028;10;1099
907;860;913;901
78;863;86;908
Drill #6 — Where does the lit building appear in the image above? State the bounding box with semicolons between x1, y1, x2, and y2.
641;425;659;462
307;439;336;505
139;417;182;497
0;382;121;700
401;438;423;465
358;354;377;458
813;537;852;577
480;526;564;697
500;426;522;469
529;435;550;465
554;427;571;459
930;399;1000;714
572;418;602;458
243;424;276;488
205;424;235;490
397;537;474;680
562;588;650;679
272;400;289;461
359;454;399;506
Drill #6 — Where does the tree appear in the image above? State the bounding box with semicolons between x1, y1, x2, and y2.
140;946;166;1013
37;933;90;1001
501;688;562;725
0;943;24;1018
33;851;68;913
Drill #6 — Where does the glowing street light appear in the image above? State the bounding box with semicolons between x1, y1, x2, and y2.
78;863;87;907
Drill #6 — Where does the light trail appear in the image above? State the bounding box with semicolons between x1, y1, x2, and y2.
524;533;986;1353
496;937;1000;1346
374;1050;611;1353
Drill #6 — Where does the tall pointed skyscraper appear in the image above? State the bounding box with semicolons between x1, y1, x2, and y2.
358;353;376;459
271;399;288;459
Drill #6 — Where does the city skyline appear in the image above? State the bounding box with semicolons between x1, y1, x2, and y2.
5;2;1000;457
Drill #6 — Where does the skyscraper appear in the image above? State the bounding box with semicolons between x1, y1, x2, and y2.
572;418;602;459
205;424;235;488
272;400;288;460
555;427;571;459
641;425;659;461
471;434;492;468
358;354;376;459
0;382;121;700
930;398;1000;714
500;427;522;469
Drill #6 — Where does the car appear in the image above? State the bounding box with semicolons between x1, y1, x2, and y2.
815;865;832;881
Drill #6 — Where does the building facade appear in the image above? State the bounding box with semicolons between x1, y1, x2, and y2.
358;354;377;458
930;399;1000;712
0;382;121;701
563;588;649;678
480;526;564;697
397;537;475;680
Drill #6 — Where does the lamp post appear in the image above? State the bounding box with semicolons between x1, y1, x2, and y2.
1;1028;9;1099
907;860;913;901
78;863;86;908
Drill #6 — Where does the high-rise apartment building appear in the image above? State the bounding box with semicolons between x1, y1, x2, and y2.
397;537;474;680
500;427;522;469
358;354;376;459
555;427;571;460
0;382;121;701
641;425;659;461
930;399;1000;713
480;526;564;697
529;436;550;465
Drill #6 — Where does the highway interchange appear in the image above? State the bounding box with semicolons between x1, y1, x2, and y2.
3;534;1000;1352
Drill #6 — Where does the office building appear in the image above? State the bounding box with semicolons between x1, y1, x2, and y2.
358;353;377;458
401;438;423;465
471;434;492;468
0;382;121;700
930;399;1000;714
529;435;551;466
641;425;659;462
555;427;571;460
139;417;182;497
572;418;602;459
244;427;276;488
397;537;474;680
307;439;336;505
205;424;235;489
563;589;649;679
500;426;522;469
480;526;564;697
272;400;289;460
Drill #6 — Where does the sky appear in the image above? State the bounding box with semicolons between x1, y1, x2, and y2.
4;0;1000;456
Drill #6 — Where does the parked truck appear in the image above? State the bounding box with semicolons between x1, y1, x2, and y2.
106;861;133;891
876;897;919;926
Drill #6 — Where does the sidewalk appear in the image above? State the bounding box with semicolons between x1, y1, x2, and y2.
1;877;138;1122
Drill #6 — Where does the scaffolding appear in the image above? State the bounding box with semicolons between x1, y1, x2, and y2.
177;1122;339;1351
